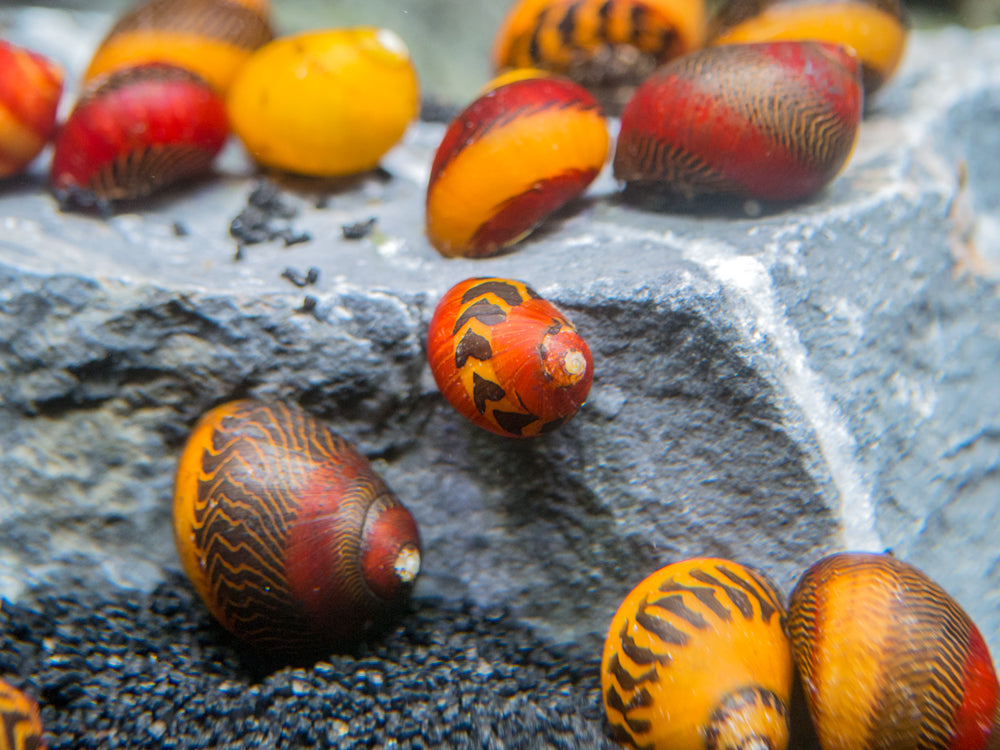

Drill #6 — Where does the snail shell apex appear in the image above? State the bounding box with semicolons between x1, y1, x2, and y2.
788;552;1000;750
0;41;63;179
173;399;421;654
601;557;793;750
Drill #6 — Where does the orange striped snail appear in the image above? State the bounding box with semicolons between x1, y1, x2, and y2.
492;0;707;112
613;40;862;203
0;41;63;179
83;0;274;94
425;74;608;258
50;62;229;211
426;278;593;437
787;552;1000;750
226;27;420;177
708;0;909;94
602;557;794;750
173;400;422;654
0;678;45;750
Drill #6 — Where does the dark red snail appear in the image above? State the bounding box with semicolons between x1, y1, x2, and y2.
492;0;707;112
708;0;909;93
613;40;863;203
427;277;594;437
173;400;422;654
788;552;1000;750
0;678;45;750
0;40;63;179
50;62;229;211
425;74;608;258
83;0;274;94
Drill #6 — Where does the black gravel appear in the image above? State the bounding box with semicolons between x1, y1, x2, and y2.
0;577;616;749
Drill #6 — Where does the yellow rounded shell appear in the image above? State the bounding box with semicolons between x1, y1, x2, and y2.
601;557;793;750
226;27;420;176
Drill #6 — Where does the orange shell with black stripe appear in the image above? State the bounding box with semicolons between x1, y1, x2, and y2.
708;0;908;93
427;278;593;437
601;557;794;750
0;40;63;179
0;678;45;750
84;0;274;94
425;74;608;258
788;552;1000;750
173;399;422;654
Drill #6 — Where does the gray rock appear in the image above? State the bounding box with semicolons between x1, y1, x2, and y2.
1;7;998;667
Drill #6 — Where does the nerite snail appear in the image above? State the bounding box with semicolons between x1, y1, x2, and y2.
788;552;1000;750
602;557;793;750
173;400;422;654
708;0;909;94
427;277;594;437
50;62;229;211
0;678;45;750
0;40;63;180
614;40;863;203
83;0;274;94
425;74;609;258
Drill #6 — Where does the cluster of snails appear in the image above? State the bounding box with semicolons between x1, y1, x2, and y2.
602;552;1000;750
0;0;421;211
424;0;909;258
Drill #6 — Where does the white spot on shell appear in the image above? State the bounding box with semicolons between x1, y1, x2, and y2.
394;545;421;583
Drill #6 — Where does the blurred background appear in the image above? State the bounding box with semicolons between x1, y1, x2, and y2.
2;0;996;105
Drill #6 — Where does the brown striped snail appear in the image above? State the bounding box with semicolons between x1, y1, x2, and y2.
708;0;909;94
0;41;63;180
50;62;229;211
602;557;793;750
788;552;1000;750
84;0;274;94
0;678;45;750
425;74;609;258
173;400;422;655
613;40;862;203
492;0;707;112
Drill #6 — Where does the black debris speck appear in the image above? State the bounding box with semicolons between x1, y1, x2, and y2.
0;579;617;749
229;182;311;256
171;221;190;237
341;217;378;240
281;267;320;288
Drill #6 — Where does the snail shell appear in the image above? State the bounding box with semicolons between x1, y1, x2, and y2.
708;0;908;93
788;552;1000;750
0;678;45;750
602;557;793;750
173;400;422;654
492;0;707;113
226;27;420;177
50;62;229;210
427;277;593;437
84;0;274;94
0;41;63;179
613;40;862;203
425;75;608;258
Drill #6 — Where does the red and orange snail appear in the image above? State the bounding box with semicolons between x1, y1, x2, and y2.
492;0;707;112
427;277;593;437
0;40;63;180
173;399;422;654
0;678;45;750
50;62;229;211
425;74;608;258
613;40;863;203
83;0;274;94
602;557;794;750
787;552;1000;750
708;0;909;94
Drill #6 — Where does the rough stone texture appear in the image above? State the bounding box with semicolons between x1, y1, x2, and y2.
1;3;999;734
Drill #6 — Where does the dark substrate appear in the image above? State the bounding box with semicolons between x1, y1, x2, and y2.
0;576;617;749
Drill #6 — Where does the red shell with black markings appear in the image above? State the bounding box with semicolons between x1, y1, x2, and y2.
50;62;228;209
173;400;422;655
613;40;863;202
427;277;594;437
0;40;63;179
788;552;1000;750
0;678;45;750
425;75;609;258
